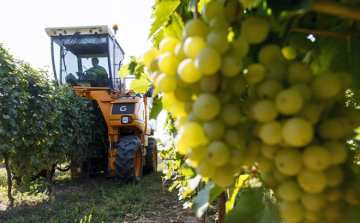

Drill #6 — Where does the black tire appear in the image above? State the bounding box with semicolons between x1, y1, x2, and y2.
114;135;143;183
143;137;158;175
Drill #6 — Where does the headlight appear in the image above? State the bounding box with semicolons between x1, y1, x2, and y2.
121;116;133;124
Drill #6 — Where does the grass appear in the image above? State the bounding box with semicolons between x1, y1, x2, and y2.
0;163;199;223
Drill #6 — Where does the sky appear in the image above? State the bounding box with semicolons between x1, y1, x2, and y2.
1;0;167;140
0;0;155;69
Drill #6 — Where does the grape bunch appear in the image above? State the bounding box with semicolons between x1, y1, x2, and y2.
143;0;360;222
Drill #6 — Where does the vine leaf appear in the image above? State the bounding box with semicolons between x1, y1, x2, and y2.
226;174;250;212
149;97;163;120
164;14;184;40
130;75;150;93
192;181;224;218
224;187;281;223
149;0;181;39
311;36;360;92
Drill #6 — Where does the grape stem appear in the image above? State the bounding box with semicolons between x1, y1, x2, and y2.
312;1;360;21
192;0;200;19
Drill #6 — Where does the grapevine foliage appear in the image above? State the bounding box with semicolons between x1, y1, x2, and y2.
0;44;107;199
139;0;360;222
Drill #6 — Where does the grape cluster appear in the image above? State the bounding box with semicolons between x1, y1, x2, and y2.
144;0;360;222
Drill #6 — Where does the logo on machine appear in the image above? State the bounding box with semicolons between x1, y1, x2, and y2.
120;106;127;112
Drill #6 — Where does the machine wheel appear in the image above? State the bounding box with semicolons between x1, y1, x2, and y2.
114;135;143;183
143;137;158;175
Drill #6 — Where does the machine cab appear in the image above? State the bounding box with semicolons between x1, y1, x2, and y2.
45;25;124;89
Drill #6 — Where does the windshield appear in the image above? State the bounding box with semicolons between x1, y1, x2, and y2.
51;35;110;87
114;75;136;94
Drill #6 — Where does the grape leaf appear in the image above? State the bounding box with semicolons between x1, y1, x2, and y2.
149;0;181;39
119;63;130;79
149;97;163;120
164;14;184;40
224;187;281;223
130;75;150;93
226;174;250;212
192;181;224;217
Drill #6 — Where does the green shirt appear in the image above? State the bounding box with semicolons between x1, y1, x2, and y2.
86;66;108;78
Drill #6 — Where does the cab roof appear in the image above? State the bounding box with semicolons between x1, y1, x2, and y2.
45;25;114;37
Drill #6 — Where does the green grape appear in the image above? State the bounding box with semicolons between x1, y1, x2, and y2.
243;63;266;84
224;128;245;149
170;101;187;118
335;71;352;92
175;116;187;131
177;58;203;84
149;56;160;72
151;70;161;87
218;89;233;104
317;118;346;140
187;111;203;123
325;165;344;187
297;169;327;194
230;36;249;57
258;121;282;145
200;73;220;93
242;152;257;166
326;187;342;202
144;49;160;67
257;78;283;99
159;37;181;53
323;141;348;165
194;47;222;75
178;122;208;148
289;33;313;53
188;145;207;163
202;0;224;22
252;99;278;122
174;74;191;88
193;93;221;121
241;15;270;44
156;73;177;93
224;0;244;22
274;169;289;182
196;160;216;178
256;154;274;172
184;100;193;114
183;36;207;59
209;16;229;32
174;133;190;155
206;141;230;166
247;139;262;155
250;121;262;138
183;18;210;38
174;85;193;102
276;179;301;202
323;202;342;222
275;148;303;176
279;201;304;223
282;45;297;60
282;117;314;147
265;61;287;81
258;44;282;66
290;83;313;102
302;145;331;171
206;30;229;54
162;91;177;103
300;192;326;212
247;83;259;99
229;148;245;166
220;53;243;77
260;143;280;160
203;119;226;140
220;103;242;126
213;164;235;187
287;62;313;84
191;81;205;96
158;52;180;76
344;186;360;205
311;72;342;99
174;42;187;61
230;75;247;97
242;98;257;117
275;89;304;115
260;171;279;189
334;106;360;129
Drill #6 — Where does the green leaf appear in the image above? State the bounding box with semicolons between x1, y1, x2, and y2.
164;14;184;40
192;181;224;218
130;75;150;93
226;174;250;212
224;187;281;223
149;98;163;120
149;0;181;39
119;64;130;79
